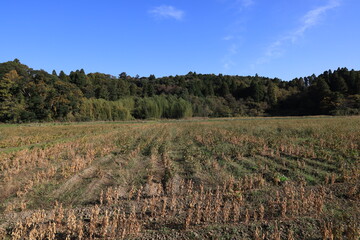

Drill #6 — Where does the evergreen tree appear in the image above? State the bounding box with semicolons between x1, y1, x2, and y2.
1;59;360;121
219;82;230;96
146;82;155;97
267;81;277;105
331;75;348;93
59;71;68;81
249;80;265;102
149;74;156;81
316;77;331;97
129;83;137;96
69;69;89;94
119;72;127;80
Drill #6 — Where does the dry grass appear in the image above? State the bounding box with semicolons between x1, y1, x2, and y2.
0;116;359;239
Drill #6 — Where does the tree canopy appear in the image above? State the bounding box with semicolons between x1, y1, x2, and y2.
0;59;359;122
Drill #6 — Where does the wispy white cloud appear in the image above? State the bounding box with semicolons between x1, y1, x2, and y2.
292;0;340;42
149;5;184;21
237;0;254;8
256;0;341;65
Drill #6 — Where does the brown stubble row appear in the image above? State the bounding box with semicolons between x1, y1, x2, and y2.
6;176;359;240
0;117;359;239
0;124;150;213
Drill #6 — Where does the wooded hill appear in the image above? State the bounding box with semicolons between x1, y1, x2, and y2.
0;59;359;122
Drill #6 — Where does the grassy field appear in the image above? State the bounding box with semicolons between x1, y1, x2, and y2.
0;116;359;239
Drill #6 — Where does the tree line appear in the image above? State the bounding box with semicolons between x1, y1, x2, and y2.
0;59;359;122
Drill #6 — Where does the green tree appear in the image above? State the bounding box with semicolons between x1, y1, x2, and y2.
249;80;265;102
170;98;193;118
316;77;331;98
50;80;83;119
25;72;54;121
267;81;278;105
331;75;348;93
119;72;127;80
0;70;21;121
219;81;230;96
59;71;68;81
69;69;90;95
146;83;155;97
149;74;156;81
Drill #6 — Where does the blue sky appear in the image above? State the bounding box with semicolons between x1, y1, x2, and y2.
1;0;359;80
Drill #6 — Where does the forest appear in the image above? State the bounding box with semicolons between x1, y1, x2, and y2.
0;59;359;122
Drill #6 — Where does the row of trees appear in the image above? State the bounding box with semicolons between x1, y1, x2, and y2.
78;96;192;121
0;59;359;122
